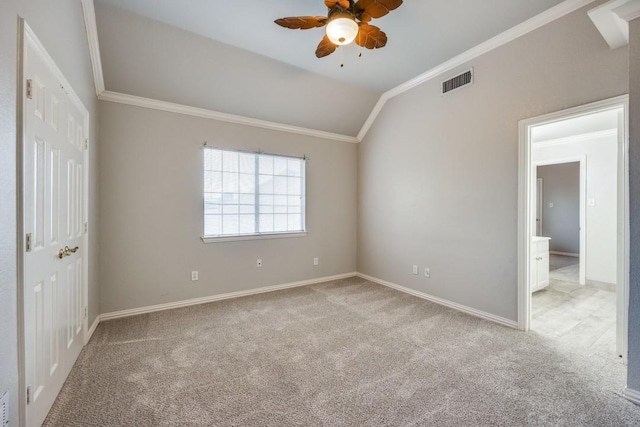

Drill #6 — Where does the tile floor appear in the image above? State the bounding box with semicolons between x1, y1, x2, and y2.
531;255;618;356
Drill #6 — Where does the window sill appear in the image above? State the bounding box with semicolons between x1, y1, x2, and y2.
201;232;307;243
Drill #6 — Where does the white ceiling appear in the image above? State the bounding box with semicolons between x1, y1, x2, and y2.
95;0;566;93
531;108;621;143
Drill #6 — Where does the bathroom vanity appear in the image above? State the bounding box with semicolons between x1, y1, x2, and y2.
531;236;551;293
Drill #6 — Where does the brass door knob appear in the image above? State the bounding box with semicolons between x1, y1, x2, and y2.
58;246;79;259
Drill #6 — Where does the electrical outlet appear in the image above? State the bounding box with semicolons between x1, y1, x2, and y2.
314;257;319;266
257;258;263;268
424;268;431;278
412;265;418;275
191;271;198;281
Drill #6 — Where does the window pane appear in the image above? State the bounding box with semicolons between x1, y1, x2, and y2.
239;194;254;204
239;215;255;234
259;214;274;233
274;205;287;214
205;192;222;204
288;196;301;207
222;151;239;172
204;171;222;193
239;153;255;174
274;158;288;176
260;205;273;214
204;214;221;236
274;214;287;232
205;202;222;215
223;205;239;214
222;215;239;235
222;193;239;204
222;172;239;193
288;214;302;231
274;195;287;206
288;159;301;177
239;204;255;214
239;173;255;194
259;156;273;174
287;177;301;195
259;175;274;194
273;176;287;194
288;206;301;214
205;149;222;171
259;195;273;206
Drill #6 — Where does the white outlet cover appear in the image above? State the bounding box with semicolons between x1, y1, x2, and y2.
412;265;418;275
313;257;319;266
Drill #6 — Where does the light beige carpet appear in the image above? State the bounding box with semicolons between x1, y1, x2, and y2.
44;276;640;426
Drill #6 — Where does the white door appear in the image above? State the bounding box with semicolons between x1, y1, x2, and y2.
23;34;86;427
536;178;543;236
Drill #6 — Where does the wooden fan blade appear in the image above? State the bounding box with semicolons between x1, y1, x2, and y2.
325;0;350;8
316;35;337;58
354;0;402;22
274;16;327;30
355;23;387;49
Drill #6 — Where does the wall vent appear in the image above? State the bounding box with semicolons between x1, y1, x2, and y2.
442;68;473;95
1;392;8;426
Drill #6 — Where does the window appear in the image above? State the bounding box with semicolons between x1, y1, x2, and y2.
203;147;306;241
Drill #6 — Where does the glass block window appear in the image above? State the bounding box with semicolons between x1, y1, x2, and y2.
204;148;305;238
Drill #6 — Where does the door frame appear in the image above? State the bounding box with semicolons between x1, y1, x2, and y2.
17;20;91;427
534;156;587;286
517;95;629;360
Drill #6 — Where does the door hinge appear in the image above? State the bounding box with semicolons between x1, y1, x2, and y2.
26;386;31;405
84;307;88;319
84;138;88;150
26;233;32;252
84;222;88;234
26;79;33;99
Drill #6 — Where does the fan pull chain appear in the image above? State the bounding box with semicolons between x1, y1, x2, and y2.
340;46;344;68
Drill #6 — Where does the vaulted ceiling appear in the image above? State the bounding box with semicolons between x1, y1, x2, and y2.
93;0;568;137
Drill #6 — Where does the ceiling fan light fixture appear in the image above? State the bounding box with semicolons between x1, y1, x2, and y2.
326;15;359;46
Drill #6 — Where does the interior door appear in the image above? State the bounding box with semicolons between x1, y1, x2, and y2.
536;178;543;236
23;35;86;427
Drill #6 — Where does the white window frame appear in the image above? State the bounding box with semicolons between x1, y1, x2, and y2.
201;147;307;243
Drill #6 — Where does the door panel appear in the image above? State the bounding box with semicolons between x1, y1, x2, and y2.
24;34;87;427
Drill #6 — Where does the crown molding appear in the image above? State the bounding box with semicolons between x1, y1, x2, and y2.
81;0;595;144
99;91;360;143
614;0;640;21
81;0;105;96
356;0;598;141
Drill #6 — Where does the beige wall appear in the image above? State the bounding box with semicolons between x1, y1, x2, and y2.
0;0;99;423
357;2;628;321
98;101;357;314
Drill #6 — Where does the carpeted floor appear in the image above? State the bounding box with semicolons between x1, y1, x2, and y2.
44;276;640;426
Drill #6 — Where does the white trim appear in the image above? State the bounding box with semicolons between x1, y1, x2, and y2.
99;91;359;144
588;0;631;49
80;0;105;96
614;0;640;22
202;232;307;244
517;95;629;363
86;316;100;343
356;0;597;140
357;273;519;329
624;387;640;406
550;251;580;257
533;128;618;147
99;272;357;321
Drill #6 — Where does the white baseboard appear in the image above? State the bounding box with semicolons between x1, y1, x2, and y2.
86;315;100;343
356;272;519;329
99;272;357;321
624;387;640;406
549;251;579;257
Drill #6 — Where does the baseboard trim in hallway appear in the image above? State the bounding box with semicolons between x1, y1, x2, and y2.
357;272;518;329
625;387;640;406
98;272;358;322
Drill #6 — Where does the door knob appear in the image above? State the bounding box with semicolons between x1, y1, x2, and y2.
58;245;79;259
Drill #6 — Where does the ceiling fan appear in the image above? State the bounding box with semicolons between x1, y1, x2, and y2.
274;0;403;59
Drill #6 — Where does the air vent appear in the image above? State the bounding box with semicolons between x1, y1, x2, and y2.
442;68;473;95
1;392;8;427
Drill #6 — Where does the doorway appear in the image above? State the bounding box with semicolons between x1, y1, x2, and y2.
518;96;629;361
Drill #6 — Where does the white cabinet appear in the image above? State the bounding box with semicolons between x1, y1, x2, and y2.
531;237;551;293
